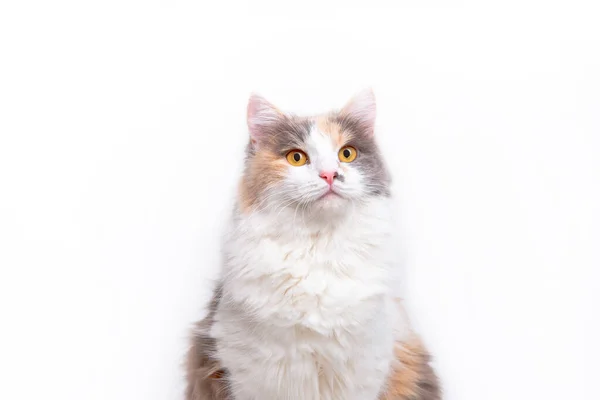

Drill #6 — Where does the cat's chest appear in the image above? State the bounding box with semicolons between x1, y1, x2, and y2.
225;228;391;332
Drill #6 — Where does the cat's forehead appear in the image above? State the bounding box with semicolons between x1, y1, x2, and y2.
266;113;362;153
313;116;351;148
299;117;351;159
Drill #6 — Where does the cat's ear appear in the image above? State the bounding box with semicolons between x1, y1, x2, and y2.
247;93;283;146
340;89;377;136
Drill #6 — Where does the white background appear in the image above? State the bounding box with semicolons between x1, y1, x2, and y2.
1;1;599;399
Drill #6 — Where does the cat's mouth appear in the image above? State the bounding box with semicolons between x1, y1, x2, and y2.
319;188;343;200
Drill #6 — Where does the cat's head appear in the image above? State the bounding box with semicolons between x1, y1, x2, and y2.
238;90;390;219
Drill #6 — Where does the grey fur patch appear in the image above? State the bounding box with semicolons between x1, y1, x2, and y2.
333;113;391;197
185;284;233;400
247;114;313;156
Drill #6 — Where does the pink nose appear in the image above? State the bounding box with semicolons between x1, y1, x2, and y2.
319;171;338;185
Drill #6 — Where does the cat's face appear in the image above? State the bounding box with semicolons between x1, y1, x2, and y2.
239;90;390;218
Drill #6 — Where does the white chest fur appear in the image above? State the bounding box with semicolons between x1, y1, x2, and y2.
211;199;400;400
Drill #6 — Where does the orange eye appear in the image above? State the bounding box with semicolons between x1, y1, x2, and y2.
286;150;308;166
338;146;357;162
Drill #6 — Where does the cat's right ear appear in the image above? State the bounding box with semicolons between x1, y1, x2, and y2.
247;93;282;148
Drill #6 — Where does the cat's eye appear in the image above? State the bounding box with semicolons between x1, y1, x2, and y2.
338;146;357;163
286;150;308;166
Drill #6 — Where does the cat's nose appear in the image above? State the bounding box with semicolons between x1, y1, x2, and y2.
319;171;338;186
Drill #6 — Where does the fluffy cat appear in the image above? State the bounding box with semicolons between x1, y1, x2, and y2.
185;90;440;400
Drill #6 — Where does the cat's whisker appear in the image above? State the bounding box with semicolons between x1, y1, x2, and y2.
292;197;304;227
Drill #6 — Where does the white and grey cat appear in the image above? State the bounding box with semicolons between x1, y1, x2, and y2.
186;90;440;400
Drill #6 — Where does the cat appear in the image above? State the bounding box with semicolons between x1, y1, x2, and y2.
185;90;440;400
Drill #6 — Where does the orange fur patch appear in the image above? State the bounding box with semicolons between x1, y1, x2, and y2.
379;337;440;400
316;116;351;147
239;148;288;213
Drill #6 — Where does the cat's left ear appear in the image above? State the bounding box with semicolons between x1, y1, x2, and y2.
247;93;283;147
340;89;377;137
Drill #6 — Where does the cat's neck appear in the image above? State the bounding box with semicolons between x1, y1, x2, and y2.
231;196;394;241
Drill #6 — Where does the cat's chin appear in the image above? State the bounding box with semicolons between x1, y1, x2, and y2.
311;191;347;212
320;191;341;200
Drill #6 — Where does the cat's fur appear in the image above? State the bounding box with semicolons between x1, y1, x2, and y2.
186;90;440;400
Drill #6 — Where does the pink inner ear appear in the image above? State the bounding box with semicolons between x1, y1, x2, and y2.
341;89;377;136
247;94;282;142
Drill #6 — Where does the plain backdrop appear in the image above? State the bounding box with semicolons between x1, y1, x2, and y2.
1;1;599;399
